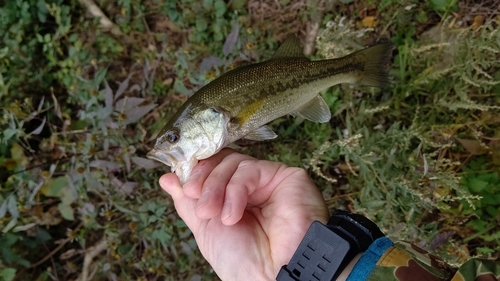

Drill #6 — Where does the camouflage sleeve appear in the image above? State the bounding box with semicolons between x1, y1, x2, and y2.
346;237;500;281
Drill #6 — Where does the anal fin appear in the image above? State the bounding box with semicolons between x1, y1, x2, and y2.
291;95;331;123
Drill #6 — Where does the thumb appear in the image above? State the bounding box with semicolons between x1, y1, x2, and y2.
159;173;201;233
159;173;184;201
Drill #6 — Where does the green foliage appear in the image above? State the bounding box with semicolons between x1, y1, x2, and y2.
160;0;235;45
427;0;458;15
459;157;500;257
0;268;16;281
306;11;500;259
0;0;243;279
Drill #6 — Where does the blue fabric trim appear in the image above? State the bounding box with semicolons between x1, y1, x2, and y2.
346;237;394;281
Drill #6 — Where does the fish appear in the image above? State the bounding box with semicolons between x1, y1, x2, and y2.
147;35;393;184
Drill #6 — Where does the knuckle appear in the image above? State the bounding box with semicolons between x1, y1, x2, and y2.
237;159;256;169
288;166;308;178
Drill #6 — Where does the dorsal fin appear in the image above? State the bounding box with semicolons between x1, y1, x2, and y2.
270;34;308;60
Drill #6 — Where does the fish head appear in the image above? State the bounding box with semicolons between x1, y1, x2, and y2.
147;104;229;184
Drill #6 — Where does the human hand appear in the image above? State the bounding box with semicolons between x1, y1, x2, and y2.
159;149;329;280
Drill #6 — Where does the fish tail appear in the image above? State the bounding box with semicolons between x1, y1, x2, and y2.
354;42;394;88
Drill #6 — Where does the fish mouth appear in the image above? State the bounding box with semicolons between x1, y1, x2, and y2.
146;149;175;168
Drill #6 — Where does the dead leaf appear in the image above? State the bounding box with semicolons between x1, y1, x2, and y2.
154;18;180;32
490;140;500;165
5;143;28;170
163;78;173;86
362;16;378;28
456;138;488;155
471;15;484;30
34;205;62;226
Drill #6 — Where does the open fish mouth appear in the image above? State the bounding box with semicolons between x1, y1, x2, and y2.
146;149;176;169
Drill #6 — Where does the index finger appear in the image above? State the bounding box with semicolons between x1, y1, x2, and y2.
182;148;254;198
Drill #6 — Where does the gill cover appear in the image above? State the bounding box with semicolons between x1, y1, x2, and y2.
147;105;229;184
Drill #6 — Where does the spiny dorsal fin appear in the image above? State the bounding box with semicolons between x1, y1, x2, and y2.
291;95;331;123
244;125;278;141
270;34;308;60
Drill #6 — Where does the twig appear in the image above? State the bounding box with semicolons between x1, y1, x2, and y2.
30;222;83;268
78;0;122;36
30;238;70;268
78;239;108;281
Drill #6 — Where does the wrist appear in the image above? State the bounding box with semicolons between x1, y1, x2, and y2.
276;210;384;281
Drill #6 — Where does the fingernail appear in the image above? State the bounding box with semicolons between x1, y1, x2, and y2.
221;201;232;221
184;170;201;186
196;189;210;210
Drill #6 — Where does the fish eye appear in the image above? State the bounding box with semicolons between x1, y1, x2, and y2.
166;130;180;144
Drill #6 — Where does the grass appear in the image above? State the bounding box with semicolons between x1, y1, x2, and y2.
1;0;499;280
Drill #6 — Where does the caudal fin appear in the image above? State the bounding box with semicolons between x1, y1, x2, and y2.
354;42;394;88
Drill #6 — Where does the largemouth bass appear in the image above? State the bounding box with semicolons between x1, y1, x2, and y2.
147;35;393;183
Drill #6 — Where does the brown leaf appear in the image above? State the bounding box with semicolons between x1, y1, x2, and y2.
490;140;500;165
154;18;180;32
456;138;488;155
34;206;62;226
362;16;378;28
471;15;484;30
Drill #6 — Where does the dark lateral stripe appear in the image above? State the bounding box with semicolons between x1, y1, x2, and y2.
257;60;365;97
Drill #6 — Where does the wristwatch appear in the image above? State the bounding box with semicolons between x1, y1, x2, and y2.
276;210;384;281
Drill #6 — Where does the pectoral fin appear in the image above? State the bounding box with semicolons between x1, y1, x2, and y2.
291;95;331;123
244;125;278;141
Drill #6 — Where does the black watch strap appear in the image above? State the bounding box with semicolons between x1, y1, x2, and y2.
276;210;384;281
